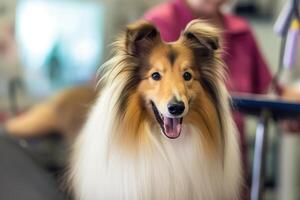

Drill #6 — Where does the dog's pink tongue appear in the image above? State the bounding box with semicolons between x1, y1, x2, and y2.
163;117;182;139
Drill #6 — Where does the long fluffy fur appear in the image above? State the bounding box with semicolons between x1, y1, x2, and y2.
70;20;242;200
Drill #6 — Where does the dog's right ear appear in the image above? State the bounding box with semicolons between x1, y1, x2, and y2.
125;20;160;56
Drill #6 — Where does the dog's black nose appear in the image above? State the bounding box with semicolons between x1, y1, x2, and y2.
168;101;185;116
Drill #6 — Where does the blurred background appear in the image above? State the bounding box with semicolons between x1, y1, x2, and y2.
0;0;299;199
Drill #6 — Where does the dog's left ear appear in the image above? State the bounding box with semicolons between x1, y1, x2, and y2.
182;19;220;57
125;20;160;56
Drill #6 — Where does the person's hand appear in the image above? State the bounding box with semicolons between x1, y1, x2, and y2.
281;86;300;102
280;86;300;133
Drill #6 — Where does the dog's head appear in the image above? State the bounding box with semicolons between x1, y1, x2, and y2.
104;20;224;141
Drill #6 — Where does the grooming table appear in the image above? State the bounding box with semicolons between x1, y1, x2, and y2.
232;94;300;200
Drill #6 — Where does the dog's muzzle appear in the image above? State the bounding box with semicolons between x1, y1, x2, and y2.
151;101;183;139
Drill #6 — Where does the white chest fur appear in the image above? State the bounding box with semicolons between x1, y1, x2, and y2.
72;124;239;200
71;85;241;200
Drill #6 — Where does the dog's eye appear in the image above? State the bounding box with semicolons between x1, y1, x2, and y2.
183;72;192;81
151;72;161;81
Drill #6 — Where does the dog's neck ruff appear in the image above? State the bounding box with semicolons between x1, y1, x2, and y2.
76;125;225;199
71;65;241;200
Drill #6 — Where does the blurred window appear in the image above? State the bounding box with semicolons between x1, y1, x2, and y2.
16;0;104;96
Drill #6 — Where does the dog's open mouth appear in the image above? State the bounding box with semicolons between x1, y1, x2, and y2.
151;101;183;139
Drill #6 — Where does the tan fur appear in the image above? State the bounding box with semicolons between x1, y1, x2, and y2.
136;43;223;155
5;86;97;142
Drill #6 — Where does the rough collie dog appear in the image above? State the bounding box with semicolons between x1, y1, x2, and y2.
70;19;241;200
